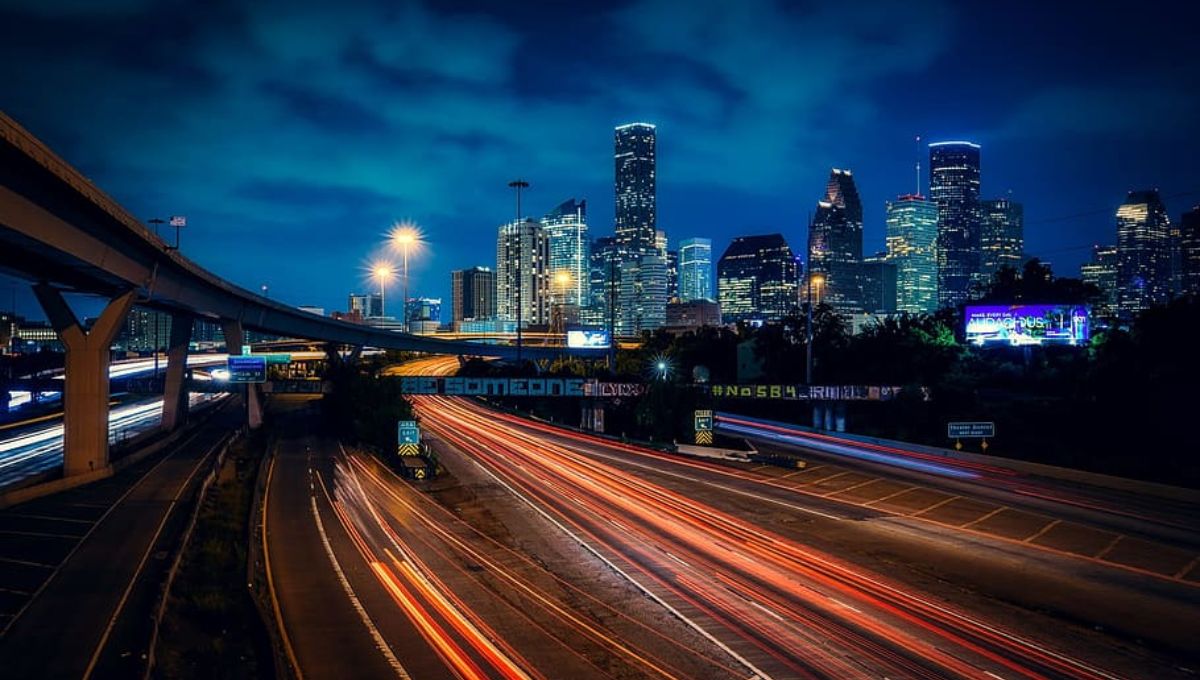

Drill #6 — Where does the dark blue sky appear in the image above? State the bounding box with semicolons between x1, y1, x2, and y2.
2;0;1198;319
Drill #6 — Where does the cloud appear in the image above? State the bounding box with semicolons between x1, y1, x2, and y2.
993;85;1199;140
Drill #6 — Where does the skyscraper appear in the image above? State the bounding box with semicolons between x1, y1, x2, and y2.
1116;190;1173;318
543;199;590;307
980;197;1024;282
717;234;800;323
614;123;657;253
1080;244;1119;319
1181;206;1200;298
451;266;496;324
860;254;897;314
929;141;982;307
348;293;383;319
666;249;679;301
496;219;550;327
678;237;713;301
619;252;668;333
808;168;864;315
584;236;627;331
885;194;939;314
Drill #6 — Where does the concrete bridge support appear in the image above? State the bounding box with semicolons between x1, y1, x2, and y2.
160;312;193;431
32;284;135;477
220;320;263;429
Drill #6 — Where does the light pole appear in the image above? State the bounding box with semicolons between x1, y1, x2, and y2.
552;270;571;340
508;179;529;362
390;224;421;332
261;284;269;299
373;263;394;319
805;273;824;385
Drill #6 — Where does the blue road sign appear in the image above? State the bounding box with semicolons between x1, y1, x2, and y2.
227;356;267;383
947;421;995;438
397;420;420;445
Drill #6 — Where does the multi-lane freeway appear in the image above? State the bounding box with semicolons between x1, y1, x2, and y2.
260;355;1197;679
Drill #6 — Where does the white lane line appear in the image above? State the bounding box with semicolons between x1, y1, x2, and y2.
311;475;411;679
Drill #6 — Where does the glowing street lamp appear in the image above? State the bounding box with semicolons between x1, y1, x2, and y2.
389;222;423;330
806;272;825;384
373;262;394;318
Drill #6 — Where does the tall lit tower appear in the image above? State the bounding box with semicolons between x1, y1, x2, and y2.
808;168;864;315
885;194;939;314
979;197;1024;282
1116;189;1172;318
614;123;657;253
1181;206;1200;298
678;237;713;301
496;219;549;327
929;141;982;307
543;198;590;307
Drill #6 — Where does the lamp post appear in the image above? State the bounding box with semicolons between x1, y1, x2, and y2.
805;273;824;385
508;179;529;362
552;270;571;340
390;224;421;332
373;264;394;320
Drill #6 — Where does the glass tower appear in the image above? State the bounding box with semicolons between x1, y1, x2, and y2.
980;197;1024;283
614;123;657;253
451;266;496;323
718;234;800;323
885;194;939;314
543;198;590;307
1080;245;1119;319
808;168;864;315
1116;189;1172;318
496;219;549;327
679;237;713;302
929;141;982;307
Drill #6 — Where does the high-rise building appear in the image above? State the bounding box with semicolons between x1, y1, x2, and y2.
808;168;864;315
980;197;1024;282
665;299;722;328
614;123;657;253
119;307;172;352
496;218;550;327
349;293;383;319
929;141;982;307
543;199;590;307
1080;244;1119;319
885;194;939;314
678;237;713;302
584;236;627;330
451;266;496;324
860;253;897;314
1181;206;1200;298
717;234;800;323
666;249;679;301
1116;190;1173;318
619;252;668;334
405;297;441;324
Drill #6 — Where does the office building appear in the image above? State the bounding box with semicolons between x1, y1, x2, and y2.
666;249;679;301
929;141;982;307
1081;244;1119;319
451;266;496;323
717;234;801;323
120;307;172;353
808;168;864;315
543;199;590;307
496;218;550;327
861;253;897;314
619;252;668;334
1181;206;1200;297
348;293;383;319
665;299;722;328
1116;190;1172;318
405;297;441;325
980;197;1024;282
678;237;713;302
614;123;657;253
885;194;939;314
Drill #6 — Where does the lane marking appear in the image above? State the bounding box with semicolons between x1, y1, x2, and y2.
961;506;1007;529
863;486;917;506
1094;535;1123;560
910;495;960;517
780;465;822;478
1173;556;1200;579
801;470;851;487
1022;519;1061;544
824;478;882;498
262;444;304;680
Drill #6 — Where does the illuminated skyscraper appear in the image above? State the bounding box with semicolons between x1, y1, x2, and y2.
1080;245;1118;319
614;123;657;253
584;236;627;331
1116;190;1172;318
1181;206;1200;297
808;168;864;315
679;237;713;301
543;198;590;307
929;141;982;307
980;197;1024;282
496;219;549;327
451;266;496;323
885;194;939;314
718;234;800;323
619;252;668;333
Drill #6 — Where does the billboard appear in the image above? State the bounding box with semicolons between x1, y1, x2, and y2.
964;304;1089;346
566;329;611;349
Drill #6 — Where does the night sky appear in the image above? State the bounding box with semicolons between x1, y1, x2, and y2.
2;0;1198;319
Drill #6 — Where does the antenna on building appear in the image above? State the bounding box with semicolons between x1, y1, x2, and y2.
915;135;922;197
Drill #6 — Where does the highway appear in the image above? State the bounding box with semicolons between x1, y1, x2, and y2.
0;354;230;489
386;356;1197;678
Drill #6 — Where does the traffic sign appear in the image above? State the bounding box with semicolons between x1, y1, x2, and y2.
947;421;995;439
694;409;713;432
227;356;267;383
695;430;713;445
397;420;420;456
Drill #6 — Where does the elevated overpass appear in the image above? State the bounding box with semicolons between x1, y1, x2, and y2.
0;110;603;479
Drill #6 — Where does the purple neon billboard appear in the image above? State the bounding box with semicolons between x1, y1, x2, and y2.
964;304;1090;347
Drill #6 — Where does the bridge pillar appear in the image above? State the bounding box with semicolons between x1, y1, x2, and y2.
33;285;135;477
220;320;263;429
161;312;193;431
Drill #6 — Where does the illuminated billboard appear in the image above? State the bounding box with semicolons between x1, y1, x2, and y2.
566;329;611;349
964;304;1090;346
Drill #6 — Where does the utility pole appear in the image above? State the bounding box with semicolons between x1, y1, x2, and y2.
508;179;529;363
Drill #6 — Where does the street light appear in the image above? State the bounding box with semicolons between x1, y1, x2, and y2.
552;270;571;340
389;222;422;331
806;273;825;385
372;262;394;319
